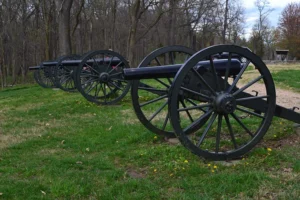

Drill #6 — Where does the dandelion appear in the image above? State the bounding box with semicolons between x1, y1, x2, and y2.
211;170;215;173
213;165;217;169
184;160;189;163
207;164;211;167
267;148;272;152
154;136;158;139
154;169;157;172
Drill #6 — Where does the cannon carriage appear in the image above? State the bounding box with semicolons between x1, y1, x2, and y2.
123;45;300;161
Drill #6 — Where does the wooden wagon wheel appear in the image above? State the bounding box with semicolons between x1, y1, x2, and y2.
75;50;131;105
169;45;276;160
54;54;81;92
33;69;42;87
36;61;56;88
131;46;212;138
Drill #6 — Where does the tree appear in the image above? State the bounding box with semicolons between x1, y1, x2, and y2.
278;3;300;59
250;0;273;57
55;0;73;56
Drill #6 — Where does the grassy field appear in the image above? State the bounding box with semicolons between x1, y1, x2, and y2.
0;66;299;199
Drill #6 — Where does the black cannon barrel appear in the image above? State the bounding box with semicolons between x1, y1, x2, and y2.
124;64;181;80
29;66;40;70
60;57;122;67
42;57;122;67
124;59;242;80
43;61;58;66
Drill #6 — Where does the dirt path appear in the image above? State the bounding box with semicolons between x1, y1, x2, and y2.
238;82;300;112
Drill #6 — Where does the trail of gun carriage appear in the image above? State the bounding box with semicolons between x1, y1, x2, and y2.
0;0;299;199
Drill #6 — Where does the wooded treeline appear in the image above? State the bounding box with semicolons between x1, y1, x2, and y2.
0;0;299;87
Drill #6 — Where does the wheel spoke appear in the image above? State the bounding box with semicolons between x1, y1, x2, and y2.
209;56;220;92
236;107;265;119
230;113;254;137
110;78;128;83
177;103;211;112
138;86;168;93
215;114;223;153
228;60;250;93
162;111;169;131
106;56;115;72
154;78;170;88
110;81;122;90
85;64;100;75
110;72;123;77
169;52;175;64
236;95;268;102
232;75;263;96
183;109;213;132
149;101;168;122
85;81;97;94
197;112;217;147
108;61;123;74
192;68;217;96
185;98;207;112
140;94;168;107
102;83;107;103
180;99;194;123
180;86;212;101
224;114;238;149
155;57;162;66
224;53;232;90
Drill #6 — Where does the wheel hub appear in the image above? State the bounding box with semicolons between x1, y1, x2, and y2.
214;93;236;114
99;72;110;83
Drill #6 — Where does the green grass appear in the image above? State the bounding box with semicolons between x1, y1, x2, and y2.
272;69;300;93
0;76;299;199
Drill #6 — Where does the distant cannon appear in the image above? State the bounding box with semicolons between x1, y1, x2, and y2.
29;50;131;105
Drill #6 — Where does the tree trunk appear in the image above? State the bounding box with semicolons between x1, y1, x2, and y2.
222;0;229;44
127;0;140;66
55;0;73;56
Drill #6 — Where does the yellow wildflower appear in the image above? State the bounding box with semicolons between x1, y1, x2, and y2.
267;148;272;152
213;165;217;169
154;136;157;139
207;164;211;167
184;160;189;163
154;169;157;172
211;170;215;173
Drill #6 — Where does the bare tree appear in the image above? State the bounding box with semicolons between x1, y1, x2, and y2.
55;0;74;56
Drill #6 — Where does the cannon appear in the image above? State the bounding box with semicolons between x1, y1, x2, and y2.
123;45;300;161
29;50;131;105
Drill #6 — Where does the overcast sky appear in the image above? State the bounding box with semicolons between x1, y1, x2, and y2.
244;0;300;38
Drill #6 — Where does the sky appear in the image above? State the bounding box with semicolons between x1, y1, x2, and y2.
244;0;300;39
